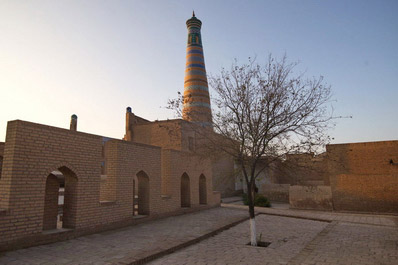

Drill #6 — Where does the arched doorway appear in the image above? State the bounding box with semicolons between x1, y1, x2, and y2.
43;166;78;230
199;174;207;205
43;173;59;230
181;173;191;207
134;171;150;216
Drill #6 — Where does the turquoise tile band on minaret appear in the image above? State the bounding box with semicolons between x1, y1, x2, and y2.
183;12;212;126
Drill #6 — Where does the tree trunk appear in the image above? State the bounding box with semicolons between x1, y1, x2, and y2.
249;211;256;246
247;181;257;246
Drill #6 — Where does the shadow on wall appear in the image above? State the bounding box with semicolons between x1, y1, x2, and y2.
134;171;150;216
43;166;78;231
199;174;207;205
181;173;191;207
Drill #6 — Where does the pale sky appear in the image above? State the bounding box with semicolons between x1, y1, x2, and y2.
0;0;397;144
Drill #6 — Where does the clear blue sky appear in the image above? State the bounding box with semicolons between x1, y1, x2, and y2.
0;0;397;144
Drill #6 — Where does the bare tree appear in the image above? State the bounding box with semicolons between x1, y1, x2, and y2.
168;54;334;246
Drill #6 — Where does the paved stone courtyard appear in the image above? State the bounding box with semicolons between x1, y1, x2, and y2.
0;208;247;265
149;214;329;265
0;205;397;265
149;215;398;265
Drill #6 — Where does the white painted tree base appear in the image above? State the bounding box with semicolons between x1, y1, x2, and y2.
250;218;257;246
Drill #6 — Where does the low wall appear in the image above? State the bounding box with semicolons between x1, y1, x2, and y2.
330;173;398;213
289;185;333;211
260;183;290;203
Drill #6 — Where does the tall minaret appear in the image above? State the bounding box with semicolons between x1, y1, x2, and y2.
182;12;212;126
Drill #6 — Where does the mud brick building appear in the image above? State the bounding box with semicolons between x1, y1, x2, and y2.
0;12;396;253
0;114;222;251
259;141;398;213
0;13;222;251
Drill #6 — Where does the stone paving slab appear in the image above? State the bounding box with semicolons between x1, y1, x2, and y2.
0;207;248;265
1;205;397;265
149;215;398;265
148;215;329;265
223;203;398;227
290;221;398;265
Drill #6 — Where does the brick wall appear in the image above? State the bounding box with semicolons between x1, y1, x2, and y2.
42;174;59;230
289;185;333;211
0;120;103;244
271;154;328;186
0;142;4;156
103;140;163;218
133;120;183;150
132;119;233;201
211;154;236;198
0;142;4;178
99;140;117;202
330;174;398;213
130;119;220;207
160;148;220;210
260;183;290;203
327;141;398;213
0;119;220;250
327;141;397;176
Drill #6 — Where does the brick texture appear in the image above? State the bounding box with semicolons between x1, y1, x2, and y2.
42;174;59;230
0;142;4;179
327;141;398;213
289;185;333;211
0;119;220;251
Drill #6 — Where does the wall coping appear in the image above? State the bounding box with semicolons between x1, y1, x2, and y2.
327;139;398;147
8;120;106;139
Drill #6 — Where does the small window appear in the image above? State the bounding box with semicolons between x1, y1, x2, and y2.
188;137;194;151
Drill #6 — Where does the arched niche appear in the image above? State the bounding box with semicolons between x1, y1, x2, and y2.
181;173;191;207
134;170;150;216
199;174;207;205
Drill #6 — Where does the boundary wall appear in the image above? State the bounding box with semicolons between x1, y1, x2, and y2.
0;120;220;251
327;141;398;213
260;141;397;214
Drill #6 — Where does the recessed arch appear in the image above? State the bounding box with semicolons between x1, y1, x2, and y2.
199;174;207;205
181;173;191;207
43;173;59;230
42;162;79;182
43;166;78;231
134;170;150;216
